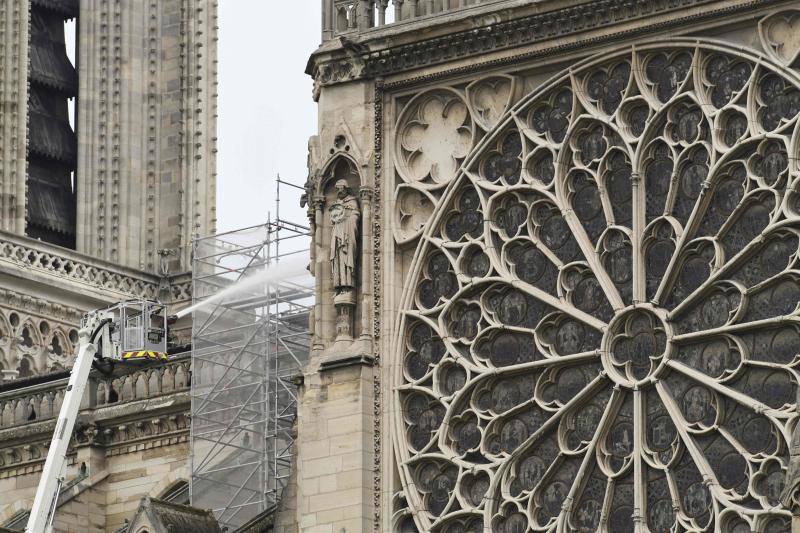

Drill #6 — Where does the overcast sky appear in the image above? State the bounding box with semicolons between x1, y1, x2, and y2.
217;2;319;232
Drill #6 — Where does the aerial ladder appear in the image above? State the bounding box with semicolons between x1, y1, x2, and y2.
25;300;170;533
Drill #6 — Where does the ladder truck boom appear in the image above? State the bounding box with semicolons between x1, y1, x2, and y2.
26;327;99;533
25;300;168;533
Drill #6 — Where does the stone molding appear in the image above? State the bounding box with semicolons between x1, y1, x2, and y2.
146;465;189;498
0;288;83;324
0;300;81;375
325;0;518;40
0;410;189;477
309;0;784;89
319;352;375;371
758;8;800;67
81;413;189;451
0;430;189;480
372;79;384;533
0;230;160;299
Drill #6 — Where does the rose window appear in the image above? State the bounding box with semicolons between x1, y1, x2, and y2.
394;43;800;532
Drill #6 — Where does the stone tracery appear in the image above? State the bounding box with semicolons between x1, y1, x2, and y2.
396;89;474;185
393;42;800;532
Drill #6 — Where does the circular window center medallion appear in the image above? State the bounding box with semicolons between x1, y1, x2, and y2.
604;306;671;386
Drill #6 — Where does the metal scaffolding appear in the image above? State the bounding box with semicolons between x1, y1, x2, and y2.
190;179;312;530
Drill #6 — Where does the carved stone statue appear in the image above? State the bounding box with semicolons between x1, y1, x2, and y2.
330;179;360;289
328;179;360;342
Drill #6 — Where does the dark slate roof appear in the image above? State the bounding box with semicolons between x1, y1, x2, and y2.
26;175;75;236
138;498;223;533
234;505;276;533
28;110;77;163
29;36;78;94
31;0;79;18
1;508;29;531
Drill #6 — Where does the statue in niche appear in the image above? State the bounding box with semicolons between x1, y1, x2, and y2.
329;179;360;342
330;179;359;290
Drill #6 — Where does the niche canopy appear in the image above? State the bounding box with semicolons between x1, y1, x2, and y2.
394;41;800;532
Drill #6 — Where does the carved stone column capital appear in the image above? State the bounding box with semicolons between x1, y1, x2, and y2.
359;186;374;202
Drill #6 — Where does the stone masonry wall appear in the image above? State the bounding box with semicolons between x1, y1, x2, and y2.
75;0;218;273
295;362;374;533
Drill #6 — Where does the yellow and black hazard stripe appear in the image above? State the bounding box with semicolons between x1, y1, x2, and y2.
121;351;168;360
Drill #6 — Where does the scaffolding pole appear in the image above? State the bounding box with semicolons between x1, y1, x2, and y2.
189;179;312;531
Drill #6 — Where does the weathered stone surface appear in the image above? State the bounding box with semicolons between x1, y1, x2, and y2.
301;1;800;532
8;1;800;531
0;355;191;531
0;0;214;527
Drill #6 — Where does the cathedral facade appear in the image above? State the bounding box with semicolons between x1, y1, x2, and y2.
0;0;216;530
302;0;800;531
4;0;800;532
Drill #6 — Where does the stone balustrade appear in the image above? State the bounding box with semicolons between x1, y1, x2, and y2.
322;0;507;38
0;354;190;430
0;230;161;300
0;232;193;378
0;231;192;304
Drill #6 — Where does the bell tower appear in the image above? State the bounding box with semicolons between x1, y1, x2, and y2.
75;0;218;272
0;0;218;273
0;0;217;378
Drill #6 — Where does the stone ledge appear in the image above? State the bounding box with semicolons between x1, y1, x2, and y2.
308;0;781;87
319;352;375;372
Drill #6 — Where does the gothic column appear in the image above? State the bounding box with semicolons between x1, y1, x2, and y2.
322;0;334;40
0;0;29;234
359;186;373;344
313;195;327;350
357;0;372;31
